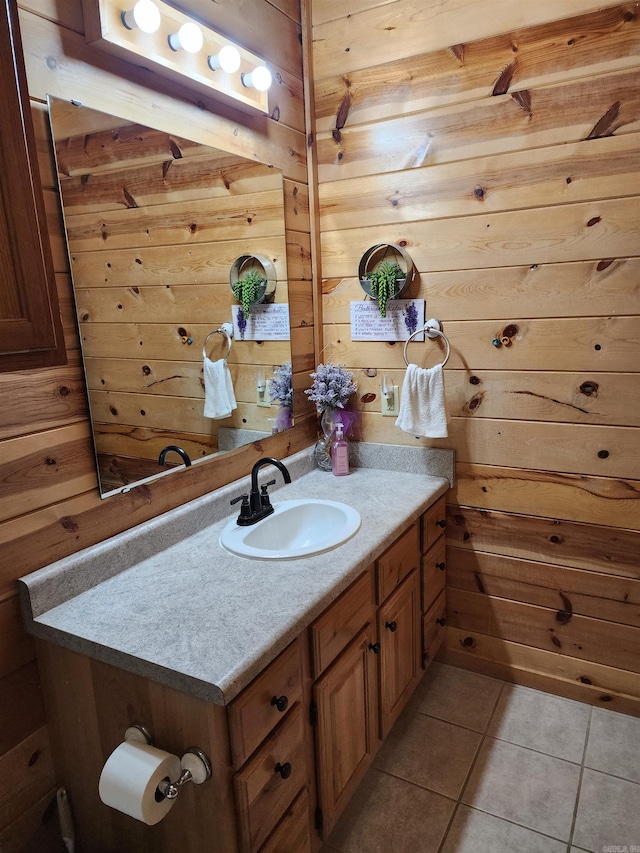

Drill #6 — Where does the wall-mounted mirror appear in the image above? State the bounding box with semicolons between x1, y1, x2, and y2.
48;96;293;498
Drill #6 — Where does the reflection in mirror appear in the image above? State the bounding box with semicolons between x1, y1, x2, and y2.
48;96;293;498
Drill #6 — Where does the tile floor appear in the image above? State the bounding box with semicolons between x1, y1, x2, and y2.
320;663;640;853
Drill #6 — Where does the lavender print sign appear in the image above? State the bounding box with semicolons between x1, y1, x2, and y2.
350;299;425;341
232;304;290;340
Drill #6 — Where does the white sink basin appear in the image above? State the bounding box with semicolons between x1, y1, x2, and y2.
219;499;361;560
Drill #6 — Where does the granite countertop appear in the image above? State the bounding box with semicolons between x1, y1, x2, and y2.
20;447;449;705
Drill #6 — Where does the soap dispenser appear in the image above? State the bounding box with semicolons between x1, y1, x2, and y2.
331;422;350;476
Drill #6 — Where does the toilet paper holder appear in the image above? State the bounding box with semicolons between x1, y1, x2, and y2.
125;724;212;800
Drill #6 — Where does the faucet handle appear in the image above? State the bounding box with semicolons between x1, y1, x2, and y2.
260;480;277;509
230;493;252;521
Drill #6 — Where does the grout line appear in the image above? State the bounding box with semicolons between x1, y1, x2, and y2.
566;703;593;851
436;679;508;852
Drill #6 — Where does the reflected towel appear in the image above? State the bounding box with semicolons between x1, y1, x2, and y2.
395;362;448;438
203;357;237;419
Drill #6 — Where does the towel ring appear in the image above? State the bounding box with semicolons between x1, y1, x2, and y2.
403;319;451;368
202;322;234;362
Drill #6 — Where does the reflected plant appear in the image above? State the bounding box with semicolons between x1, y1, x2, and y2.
232;269;266;315
269;361;293;410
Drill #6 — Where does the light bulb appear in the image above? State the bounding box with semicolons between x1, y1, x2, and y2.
121;0;161;33
241;65;272;92
168;22;204;53
207;45;241;73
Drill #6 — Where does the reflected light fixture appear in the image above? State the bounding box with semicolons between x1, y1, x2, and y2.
121;0;160;32
83;0;272;113
168;21;203;53
207;44;241;73
241;64;272;92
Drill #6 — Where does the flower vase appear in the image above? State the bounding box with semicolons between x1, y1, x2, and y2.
315;409;337;471
314;409;348;471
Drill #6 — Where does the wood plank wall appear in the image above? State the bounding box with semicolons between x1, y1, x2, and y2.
0;0;313;847
311;0;640;713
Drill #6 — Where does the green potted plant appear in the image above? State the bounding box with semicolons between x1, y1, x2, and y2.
231;268;267;315
364;259;405;318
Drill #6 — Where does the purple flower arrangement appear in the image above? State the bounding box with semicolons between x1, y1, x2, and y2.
305;362;357;412
269;361;293;410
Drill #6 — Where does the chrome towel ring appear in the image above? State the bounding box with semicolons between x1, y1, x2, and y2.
202;322;234;362
403;319;451;368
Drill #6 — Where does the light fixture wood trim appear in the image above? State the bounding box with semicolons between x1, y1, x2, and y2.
81;0;270;114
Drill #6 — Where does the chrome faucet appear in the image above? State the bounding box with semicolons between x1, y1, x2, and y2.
231;456;291;526
158;445;192;467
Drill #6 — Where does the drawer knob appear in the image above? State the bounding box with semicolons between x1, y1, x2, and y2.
270;695;289;713
385;620;397;633
436;519;446;529
368;642;380;654
436;562;446;571
436;617;446;627
274;761;292;780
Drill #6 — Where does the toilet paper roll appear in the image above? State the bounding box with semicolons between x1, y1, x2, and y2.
99;740;182;825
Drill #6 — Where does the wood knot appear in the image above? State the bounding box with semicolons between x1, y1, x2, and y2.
461;636;476;648
587;216;602;227
469;375;481;385
579;381;599;397
58;386;70;397
474;186;485;199
361;393;376;404
45;457;56;466
502;324;518;338
578;676;592;685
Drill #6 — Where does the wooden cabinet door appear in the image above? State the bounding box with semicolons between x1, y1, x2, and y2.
313;624;379;838
378;569;421;738
0;0;65;371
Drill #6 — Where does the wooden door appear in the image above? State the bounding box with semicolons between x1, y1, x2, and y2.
313;624;379;838
378;570;421;738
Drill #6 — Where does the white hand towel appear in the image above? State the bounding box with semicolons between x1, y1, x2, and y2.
203;357;237;419
395;362;448;438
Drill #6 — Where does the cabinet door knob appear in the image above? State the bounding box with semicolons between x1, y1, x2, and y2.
368;642;380;654
436;519;446;529
436;617;446;627
274;761;292;780
385;620;397;633
270;695;288;713
436;562;446;571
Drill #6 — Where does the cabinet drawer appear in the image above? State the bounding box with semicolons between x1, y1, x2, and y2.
421;496;447;553
422;537;446;613
229;640;302;768
422;590;446;667
377;522;420;604
234;703;307;853
258;788;311;853
310;568;375;678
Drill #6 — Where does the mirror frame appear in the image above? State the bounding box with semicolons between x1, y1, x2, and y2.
48;96;294;498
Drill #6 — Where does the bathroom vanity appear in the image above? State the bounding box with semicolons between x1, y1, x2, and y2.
20;450;449;852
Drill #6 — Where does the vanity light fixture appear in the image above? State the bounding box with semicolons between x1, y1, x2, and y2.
121;0;160;33
82;0;272;113
167;21;203;53
207;45;241;74
241;64;272;92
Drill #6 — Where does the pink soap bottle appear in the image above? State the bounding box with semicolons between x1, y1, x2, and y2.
331;423;350;476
